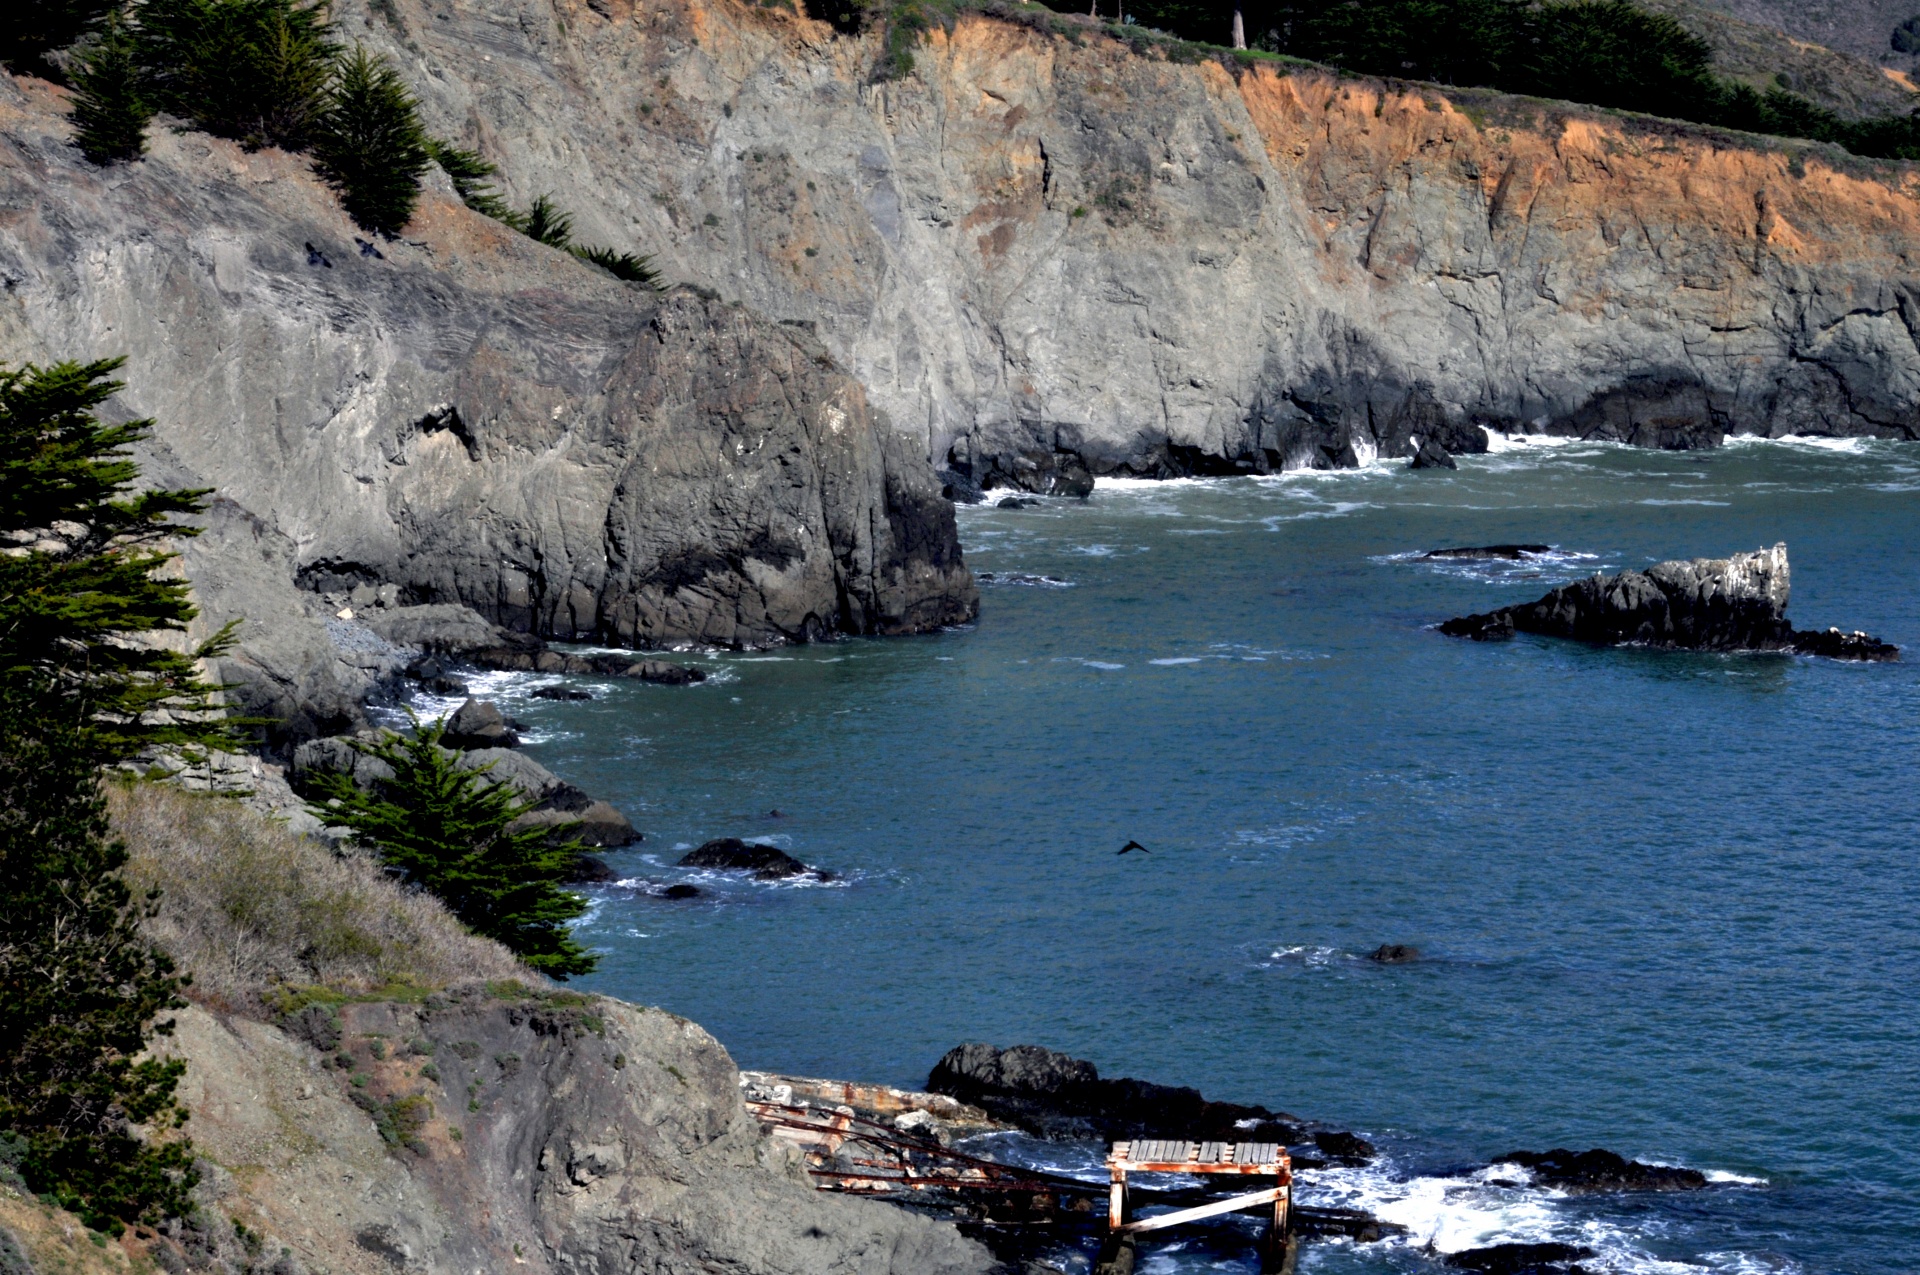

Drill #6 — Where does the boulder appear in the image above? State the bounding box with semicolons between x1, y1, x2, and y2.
1423;545;1551;561
1408;437;1457;469
532;686;594;701
1313;1130;1377;1162
1444;1242;1594;1274
1438;544;1897;659
1366;944;1420;964
605;659;708;685
676;838;821;879
567;854;618;883
661;883;702;899
925;1043;1310;1145
1501;1148;1707;1193
441;699;520;750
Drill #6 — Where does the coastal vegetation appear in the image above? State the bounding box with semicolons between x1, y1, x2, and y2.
0;359;230;1232
301;720;600;978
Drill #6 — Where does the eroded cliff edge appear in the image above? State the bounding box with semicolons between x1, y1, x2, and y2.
0;72;976;739
321;0;1920;484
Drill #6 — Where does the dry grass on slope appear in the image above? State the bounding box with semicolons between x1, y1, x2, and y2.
111;783;528;1010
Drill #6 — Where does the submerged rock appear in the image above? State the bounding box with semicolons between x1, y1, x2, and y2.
610;659;708;685
1502;1148;1707;1193
677;838;824;880
567;854;618;883
532;686;594;701
1439;543;1897;659
661;883;703;899
1445;1242;1595;1274
441;699;520;750
1366;944;1420;964
926;1042;1314;1146
1423;545;1551;561
1409;437;1458;469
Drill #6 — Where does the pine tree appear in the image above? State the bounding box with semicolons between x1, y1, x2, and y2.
0;359;235;764
68;9;152;164
521;193;575;249
571;244;666;289
311;46;431;236
425;138;525;226
136;0;339;151
305;719;598;978
0;0;118;81
0;685;197;1233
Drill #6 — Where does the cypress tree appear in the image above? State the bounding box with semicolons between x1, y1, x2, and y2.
521;193;575;249
305;719;598;978
0;359;234;764
0;0;117;80
0;687;197;1234
136;0;339;151
424;138;525;227
68;9;152;164
310;46;431;236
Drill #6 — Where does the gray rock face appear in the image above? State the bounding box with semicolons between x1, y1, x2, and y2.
163;995;994;1275
299;0;1920;484
1439;543;1899;658
0;74;974;744
442;698;521;750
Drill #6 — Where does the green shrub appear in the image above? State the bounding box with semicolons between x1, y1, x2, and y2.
521;193;575;248
571;244;665;288
311;46;431;235
0;358;233;763
137;0;338;151
425;138;524;226
0;0;118;80
68;10;152;164
0;689;197;1234
304;718;597;978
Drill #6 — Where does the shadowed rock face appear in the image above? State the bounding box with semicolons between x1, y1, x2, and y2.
1439;543;1898;658
0;76;975;743
294;0;1920;480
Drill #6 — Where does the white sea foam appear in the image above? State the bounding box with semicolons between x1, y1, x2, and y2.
1480;430;1596;453
1639;498;1732;506
1721;433;1872;453
1070;544;1119;556
1149;657;1203;665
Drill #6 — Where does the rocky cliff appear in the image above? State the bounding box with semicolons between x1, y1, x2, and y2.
0;71;975;740
306;0;1920;491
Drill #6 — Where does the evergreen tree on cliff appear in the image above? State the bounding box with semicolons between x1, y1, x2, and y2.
311;46;431;236
0;358;234;762
68;9;153;164
306;719;599;977
0;0;117;80
0;357;214;1232
0;690;197;1233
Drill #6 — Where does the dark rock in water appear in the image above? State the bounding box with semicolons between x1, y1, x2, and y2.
1294;1206;1404;1242
1445;1242;1594;1274
532;685;594;701
995;496;1041;509
677;838;822;880
661;883;702;899
1438;543;1897;659
441;698;520;750
926;1042;1308;1144
567;854;617;883
1789;627;1900;661
1366;944;1420;964
403;653;469;694
1423;545;1551;561
585;656;707;685
1313;1130;1377;1162
1409;437;1457;469
1503;1148;1707;1193
952;449;1093;499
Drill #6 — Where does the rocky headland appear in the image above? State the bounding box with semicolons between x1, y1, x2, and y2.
1439;542;1898;658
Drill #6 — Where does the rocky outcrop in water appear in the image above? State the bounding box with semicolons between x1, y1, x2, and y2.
1501;1148;1708;1193
1439;543;1898;658
678;838;824;880
0;74;975;746
293;0;1920;487
926;1042;1309;1144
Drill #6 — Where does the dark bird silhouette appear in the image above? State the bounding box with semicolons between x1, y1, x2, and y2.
1118;840;1150;855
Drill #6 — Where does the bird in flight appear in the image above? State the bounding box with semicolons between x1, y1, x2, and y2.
1118;840;1150;855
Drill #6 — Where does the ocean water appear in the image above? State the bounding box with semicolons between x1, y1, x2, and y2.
444;436;1920;1275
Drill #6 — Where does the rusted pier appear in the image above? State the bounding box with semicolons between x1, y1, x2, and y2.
1098;1140;1295;1275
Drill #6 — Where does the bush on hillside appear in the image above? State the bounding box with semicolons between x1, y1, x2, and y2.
112;783;526;1006
68;9;153;164
311;46;431;235
137;0;338;151
304;719;598;978
571;244;666;288
521;193;576;248
425;138;525;226
0;0;118;80
0;358;234;763
0;691;197;1235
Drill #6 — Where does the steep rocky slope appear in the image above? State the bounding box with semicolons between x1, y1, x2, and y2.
0;71;975;740
324;0;1920;490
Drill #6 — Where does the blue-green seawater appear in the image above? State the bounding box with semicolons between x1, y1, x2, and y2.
476;437;1920;1275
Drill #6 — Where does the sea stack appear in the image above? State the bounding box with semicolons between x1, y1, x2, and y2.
1439;544;1897;659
